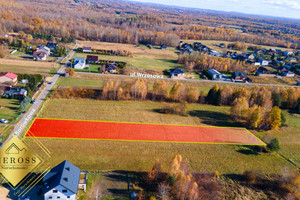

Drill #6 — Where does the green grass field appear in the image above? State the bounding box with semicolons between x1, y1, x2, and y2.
255;111;300;167
24;99;295;175
55;77;105;88
0;98;20;120
73;50;181;72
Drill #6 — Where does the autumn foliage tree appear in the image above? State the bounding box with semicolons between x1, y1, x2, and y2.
269;106;282;130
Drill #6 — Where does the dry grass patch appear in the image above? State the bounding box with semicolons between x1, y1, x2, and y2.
0;58;58;74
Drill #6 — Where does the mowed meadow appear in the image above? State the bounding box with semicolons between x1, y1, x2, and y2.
75;41;181;71
0;58;59;74
24;99;296;175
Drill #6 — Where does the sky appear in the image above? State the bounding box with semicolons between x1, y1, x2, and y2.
133;0;300;19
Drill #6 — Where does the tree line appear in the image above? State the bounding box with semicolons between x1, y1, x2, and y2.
178;52;254;72
0;0;299;48
51;78;300;130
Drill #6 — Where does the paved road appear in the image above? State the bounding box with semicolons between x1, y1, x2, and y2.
3;47;77;144
76;72;300;88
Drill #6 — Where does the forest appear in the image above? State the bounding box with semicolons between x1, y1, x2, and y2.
0;0;299;48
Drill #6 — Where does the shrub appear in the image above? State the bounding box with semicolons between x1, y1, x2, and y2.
160;102;187;116
243;170;257;184
267;138;280;152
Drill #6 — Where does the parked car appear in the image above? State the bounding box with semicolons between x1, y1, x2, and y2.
31;99;36;104
48;82;53;85
0;119;8;124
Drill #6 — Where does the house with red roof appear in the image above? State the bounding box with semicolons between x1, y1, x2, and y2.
0;72;18;85
33;51;47;60
82;46;92;53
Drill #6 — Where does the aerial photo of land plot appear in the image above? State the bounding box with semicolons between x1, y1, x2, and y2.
0;0;299;200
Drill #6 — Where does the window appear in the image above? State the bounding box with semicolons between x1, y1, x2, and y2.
57;197;60;199
67;196;70;198
53;190;58;193
62;189;67;193
49;197;52;199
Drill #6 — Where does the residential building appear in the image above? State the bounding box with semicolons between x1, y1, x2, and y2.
170;68;185;79
232;71;248;82
73;57;86;69
86;55;98;63
47;43;58;50
283;50;293;56
2;87;27;99
160;45;167;49
82;46;92;53
207;69;231;81
0;72;18;85
105;64;117;73
33;51;47;60
281;71;295;77
258;59;269;66
37;45;51;56
43;160;81;200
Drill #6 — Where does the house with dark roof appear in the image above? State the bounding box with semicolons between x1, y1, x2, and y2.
0;72;18;85
170;68;185;79
47;43;58;50
281;71;295;77
160;45;167;50
232;71;248;82
207;69;231;81
86;55;98;63
3;87;27;99
105;64;117;73
43;160;81;200
37;45;51;56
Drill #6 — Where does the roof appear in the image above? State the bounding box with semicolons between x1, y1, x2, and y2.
74;57;86;62
207;69;221;76
233;71;247;78
43;160;81;194
87;55;98;61
33;51;46;58
83;46;91;50
106;64;117;71
0;72;18;80
170;68;185;75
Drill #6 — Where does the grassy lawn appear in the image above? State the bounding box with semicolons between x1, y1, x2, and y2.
255;110;300;167
73;48;181;72
24;99;295;175
0;98;20;121
0;98;20;137
55;77;105;88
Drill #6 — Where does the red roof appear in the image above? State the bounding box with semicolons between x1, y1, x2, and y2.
0;72;18;80
83;46;91;50
87;55;98;61
33;51;46;58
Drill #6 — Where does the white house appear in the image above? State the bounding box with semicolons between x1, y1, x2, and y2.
82;46;92;53
33;51;47;61
207;69;231;81
73;57;86;69
258;59;269;66
43;160;81;200
37;45;51;56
